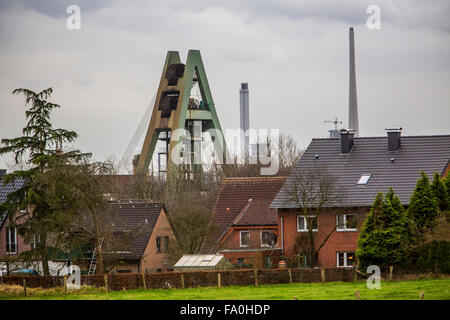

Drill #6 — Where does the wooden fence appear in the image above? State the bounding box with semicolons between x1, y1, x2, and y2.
0;267;354;291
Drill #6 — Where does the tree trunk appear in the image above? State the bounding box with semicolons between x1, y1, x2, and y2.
92;209;104;274
96;242;104;274
6;256;10;276
40;245;50;276
308;226;317;266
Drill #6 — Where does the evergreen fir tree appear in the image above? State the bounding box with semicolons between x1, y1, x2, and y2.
0;88;90;275
409;171;439;232
357;189;410;271
357;192;385;270
444;174;450;203
430;172;448;211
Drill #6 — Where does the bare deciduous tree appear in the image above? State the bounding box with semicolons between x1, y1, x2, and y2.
287;168;341;266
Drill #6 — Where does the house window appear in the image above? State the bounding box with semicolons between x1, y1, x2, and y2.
297;215;318;232
261;231;271;247
240;231;250;247
30;234;40;250
156;236;161;253
6;227;17;254
336;214;357;231
163;236;169;253
337;252;356;267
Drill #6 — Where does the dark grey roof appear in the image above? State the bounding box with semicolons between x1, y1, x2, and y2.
84;201;166;260
0;177;26;228
271;135;450;208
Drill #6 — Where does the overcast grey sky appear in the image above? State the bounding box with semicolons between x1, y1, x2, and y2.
1;0;449;170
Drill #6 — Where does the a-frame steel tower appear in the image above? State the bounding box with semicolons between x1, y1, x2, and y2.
136;50;227;187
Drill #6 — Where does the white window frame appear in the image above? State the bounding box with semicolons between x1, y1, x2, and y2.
30;234;40;250
297;215;318;232
6;227;17;255
336;214;357;232
337;252;356;267
260;231;271;247
240;231;250;248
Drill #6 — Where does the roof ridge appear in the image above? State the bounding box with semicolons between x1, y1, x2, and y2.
312;134;450;141
112;200;164;205
223;176;288;182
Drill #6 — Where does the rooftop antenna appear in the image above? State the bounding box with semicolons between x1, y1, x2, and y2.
324;117;343;138
324;117;343;130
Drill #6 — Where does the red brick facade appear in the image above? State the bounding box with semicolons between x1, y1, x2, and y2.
217;225;280;268
278;208;368;267
0;220;31;259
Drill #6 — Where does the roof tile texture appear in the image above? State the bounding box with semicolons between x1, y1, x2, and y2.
271;135;450;209
201;176;287;253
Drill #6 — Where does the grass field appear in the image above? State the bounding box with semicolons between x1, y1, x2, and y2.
1;278;449;300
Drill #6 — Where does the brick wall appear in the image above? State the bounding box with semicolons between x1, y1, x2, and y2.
279;208;368;267
220;226;278;250
218;225;280;269
140;208;176;273
220;250;282;269
0;220;31;258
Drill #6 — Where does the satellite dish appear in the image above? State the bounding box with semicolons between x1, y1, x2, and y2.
267;233;277;246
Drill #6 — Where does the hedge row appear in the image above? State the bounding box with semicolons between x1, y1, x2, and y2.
0;267;354;291
407;240;450;274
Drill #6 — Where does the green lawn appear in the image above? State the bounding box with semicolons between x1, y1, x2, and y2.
2;279;449;300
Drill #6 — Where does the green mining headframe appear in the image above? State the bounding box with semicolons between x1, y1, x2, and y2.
136;50;227;187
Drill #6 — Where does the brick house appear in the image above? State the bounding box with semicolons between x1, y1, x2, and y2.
0;175;30;259
81;201;176;273
201;176;287;268
0;170;176;274
271;131;450;268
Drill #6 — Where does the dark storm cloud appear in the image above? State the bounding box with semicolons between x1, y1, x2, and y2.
0;0;449;171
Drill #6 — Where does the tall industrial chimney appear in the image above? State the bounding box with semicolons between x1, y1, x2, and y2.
240;83;249;157
348;27;359;137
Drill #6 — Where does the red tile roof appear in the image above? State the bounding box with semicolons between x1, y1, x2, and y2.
233;199;278;226
200;176;287;253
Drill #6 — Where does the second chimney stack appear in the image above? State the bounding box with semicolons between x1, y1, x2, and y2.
340;129;355;154
386;128;402;151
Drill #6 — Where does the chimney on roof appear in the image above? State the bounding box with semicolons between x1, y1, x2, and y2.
340;129;354;154
0;169;6;176
386;128;402;151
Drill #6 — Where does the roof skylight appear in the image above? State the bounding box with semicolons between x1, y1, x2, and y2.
357;174;372;185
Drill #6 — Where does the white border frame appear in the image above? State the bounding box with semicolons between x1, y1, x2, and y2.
240;231;250;248
297;215;318;232
6;227;17;255
260;230;271;247
336;214;357;232
336;251;356;267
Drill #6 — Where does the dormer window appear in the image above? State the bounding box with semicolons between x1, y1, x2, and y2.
357;174;372;185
